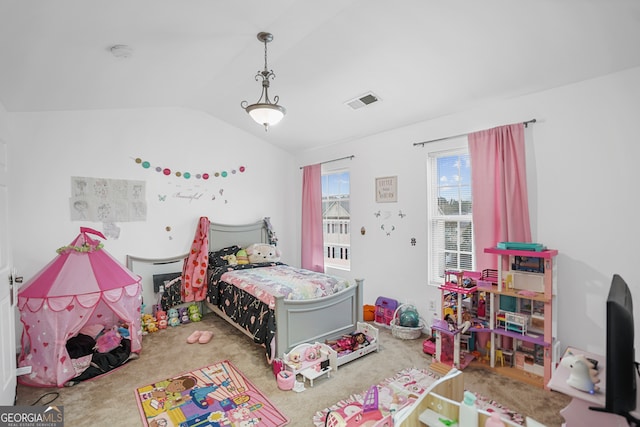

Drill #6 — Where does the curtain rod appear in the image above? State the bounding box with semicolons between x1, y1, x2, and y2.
413;119;537;147
299;155;355;169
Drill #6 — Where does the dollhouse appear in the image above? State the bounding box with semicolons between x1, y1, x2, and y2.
432;246;558;388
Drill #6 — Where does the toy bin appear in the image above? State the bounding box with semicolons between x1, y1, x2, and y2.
374;296;398;327
277;370;295;390
363;304;375;321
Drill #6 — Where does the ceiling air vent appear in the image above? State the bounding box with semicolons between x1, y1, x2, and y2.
345;92;380;110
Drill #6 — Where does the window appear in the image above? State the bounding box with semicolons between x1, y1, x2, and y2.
322;169;350;270
427;143;473;286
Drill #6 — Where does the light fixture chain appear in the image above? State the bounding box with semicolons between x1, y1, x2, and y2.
264;38;269;72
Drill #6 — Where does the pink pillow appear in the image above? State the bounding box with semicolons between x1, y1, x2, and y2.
95;330;121;353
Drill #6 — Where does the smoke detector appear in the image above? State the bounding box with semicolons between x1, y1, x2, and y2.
344;92;380;110
109;44;133;59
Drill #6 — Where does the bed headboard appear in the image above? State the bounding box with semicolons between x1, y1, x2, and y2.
209;220;268;251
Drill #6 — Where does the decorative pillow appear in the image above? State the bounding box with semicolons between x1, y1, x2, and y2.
209;245;241;267
246;243;281;263
95;329;122;353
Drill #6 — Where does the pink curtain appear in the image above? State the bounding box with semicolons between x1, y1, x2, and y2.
301;164;324;272
468;123;532;270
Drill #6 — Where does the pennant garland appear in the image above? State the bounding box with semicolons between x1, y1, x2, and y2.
133;157;246;179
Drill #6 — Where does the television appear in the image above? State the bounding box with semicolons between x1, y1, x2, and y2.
590;274;639;425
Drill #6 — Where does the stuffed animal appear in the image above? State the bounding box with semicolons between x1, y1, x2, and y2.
156;310;168;329
142;314;158;333
223;254;238;266
561;353;600;393
188;304;202;322
168;308;180;327
246;243;281;264
236;249;249;265
179;307;190;324
117;321;130;338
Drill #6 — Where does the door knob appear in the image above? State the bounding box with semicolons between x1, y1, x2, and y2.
9;275;23;285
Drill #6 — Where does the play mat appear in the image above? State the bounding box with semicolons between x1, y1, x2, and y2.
135;359;289;427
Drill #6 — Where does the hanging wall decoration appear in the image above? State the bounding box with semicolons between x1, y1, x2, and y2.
132;157;246;180
375;176;397;203
374;209;407;237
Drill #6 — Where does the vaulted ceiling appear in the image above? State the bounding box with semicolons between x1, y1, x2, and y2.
1;1;639;153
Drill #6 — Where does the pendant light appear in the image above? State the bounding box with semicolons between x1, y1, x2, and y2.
241;32;286;131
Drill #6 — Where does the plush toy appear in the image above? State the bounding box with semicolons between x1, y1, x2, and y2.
246;243;281;264
236;249;249;265
223;254;238;266
561;353;600;393
142;314;158;333
117;321;130;338
179;307;191;324
188;304;202;322
288;352;301;368
156;310;168;329
168;308;180;327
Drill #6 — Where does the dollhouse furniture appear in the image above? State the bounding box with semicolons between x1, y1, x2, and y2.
283;342;337;387
282;323;379;386
329;322;380;367
548;347;639;427
481;246;558;389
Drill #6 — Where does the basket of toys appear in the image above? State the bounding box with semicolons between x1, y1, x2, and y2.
390;304;425;340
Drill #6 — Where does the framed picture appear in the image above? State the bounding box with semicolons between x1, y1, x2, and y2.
375;176;397;203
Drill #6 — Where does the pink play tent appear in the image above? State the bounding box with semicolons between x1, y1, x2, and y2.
17;227;142;387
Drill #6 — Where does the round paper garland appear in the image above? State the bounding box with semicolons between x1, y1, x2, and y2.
134;158;246;179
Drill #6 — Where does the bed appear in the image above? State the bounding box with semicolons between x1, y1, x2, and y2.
203;219;365;362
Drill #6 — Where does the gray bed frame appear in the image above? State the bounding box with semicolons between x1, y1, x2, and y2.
205;220;364;359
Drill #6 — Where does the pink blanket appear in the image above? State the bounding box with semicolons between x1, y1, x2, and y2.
221;265;351;309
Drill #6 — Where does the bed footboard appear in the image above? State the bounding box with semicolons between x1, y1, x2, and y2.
273;278;363;358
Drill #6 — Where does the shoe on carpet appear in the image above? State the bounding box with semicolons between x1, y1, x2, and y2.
187;330;203;344
198;331;213;344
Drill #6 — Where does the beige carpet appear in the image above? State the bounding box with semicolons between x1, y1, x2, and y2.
15;312;570;426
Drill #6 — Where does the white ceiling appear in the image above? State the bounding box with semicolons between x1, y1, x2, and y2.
1;0;640;154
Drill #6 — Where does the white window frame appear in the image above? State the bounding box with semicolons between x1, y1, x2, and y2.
426;138;474;287
321;167;351;271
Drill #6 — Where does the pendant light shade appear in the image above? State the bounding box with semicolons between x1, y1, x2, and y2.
241;32;286;131
246;103;286;128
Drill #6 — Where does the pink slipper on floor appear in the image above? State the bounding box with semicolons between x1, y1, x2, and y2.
187;330;202;344
198;331;214;344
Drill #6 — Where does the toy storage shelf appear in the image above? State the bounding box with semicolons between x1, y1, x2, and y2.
482;246;558;390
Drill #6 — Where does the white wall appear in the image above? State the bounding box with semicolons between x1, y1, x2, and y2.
7;107;296;313
6;67;640;358
294;66;640;357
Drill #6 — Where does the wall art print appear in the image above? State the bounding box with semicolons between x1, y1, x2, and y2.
70;176;147;222
375;176;397;203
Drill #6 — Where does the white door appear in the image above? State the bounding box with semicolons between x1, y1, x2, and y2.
0;138;16;405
